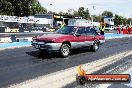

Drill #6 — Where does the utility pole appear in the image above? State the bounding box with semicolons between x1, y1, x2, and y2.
130;15;132;26
49;3;53;28
91;5;96;23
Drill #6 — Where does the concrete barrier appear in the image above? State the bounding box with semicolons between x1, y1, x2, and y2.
16;37;32;42
17;39;28;42
0;37;12;43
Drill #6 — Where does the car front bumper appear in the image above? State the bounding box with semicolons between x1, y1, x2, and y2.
31;41;62;51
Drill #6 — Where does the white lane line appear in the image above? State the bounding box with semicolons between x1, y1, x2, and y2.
0;46;31;51
8;50;132;88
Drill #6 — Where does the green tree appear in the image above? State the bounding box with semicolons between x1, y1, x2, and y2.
31;1;47;15
0;0;14;15
58;11;68;15
92;15;102;22
78;7;90;20
114;14;128;25
73;11;79;16
0;0;47;16
101;11;113;17
67;8;79;16
127;18;132;25
114;14;121;26
122;18;127;25
78;7;85;18
84;8;90;20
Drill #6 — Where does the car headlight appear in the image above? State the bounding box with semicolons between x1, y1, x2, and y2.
37;42;45;44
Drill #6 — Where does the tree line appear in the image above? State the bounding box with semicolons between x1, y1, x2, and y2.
0;0;131;26
57;8;132;26
0;0;47;16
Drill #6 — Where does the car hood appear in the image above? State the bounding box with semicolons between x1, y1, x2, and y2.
36;33;68;41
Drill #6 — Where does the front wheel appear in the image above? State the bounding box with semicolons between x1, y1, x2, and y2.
60;44;70;57
90;42;99;52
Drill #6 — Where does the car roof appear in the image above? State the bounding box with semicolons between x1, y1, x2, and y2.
67;25;93;28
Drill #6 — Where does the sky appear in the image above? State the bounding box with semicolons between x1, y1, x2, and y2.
38;0;132;18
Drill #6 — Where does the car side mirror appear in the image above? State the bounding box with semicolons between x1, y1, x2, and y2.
75;33;81;37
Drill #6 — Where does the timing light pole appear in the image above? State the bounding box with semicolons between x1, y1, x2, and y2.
130;15;132;26
91;5;95;23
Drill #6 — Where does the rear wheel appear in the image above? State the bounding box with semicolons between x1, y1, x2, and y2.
90;41;99;52
60;44;70;57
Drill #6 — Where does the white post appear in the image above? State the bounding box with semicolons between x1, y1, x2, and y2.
91;12;93;23
91;5;95;23
131;15;132;26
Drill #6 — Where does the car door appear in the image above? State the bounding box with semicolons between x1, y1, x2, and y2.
68;27;81;49
85;27;96;46
92;27;105;43
76;27;87;47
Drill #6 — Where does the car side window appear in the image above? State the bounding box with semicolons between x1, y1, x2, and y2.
91;28;99;35
86;27;93;36
86;27;98;36
94;27;99;31
77;27;86;35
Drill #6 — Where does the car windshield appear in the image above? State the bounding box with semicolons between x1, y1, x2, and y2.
55;26;76;35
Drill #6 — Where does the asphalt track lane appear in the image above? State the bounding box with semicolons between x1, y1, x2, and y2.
0;37;132;88
63;54;132;88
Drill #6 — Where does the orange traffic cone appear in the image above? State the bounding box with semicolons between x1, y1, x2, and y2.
77;65;86;76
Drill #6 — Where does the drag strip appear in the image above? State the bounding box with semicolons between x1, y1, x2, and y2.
10;50;132;88
0;37;132;88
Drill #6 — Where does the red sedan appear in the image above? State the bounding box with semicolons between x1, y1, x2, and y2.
31;26;105;57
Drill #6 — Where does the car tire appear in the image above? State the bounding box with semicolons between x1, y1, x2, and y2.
60;44;70;57
90;41;99;52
